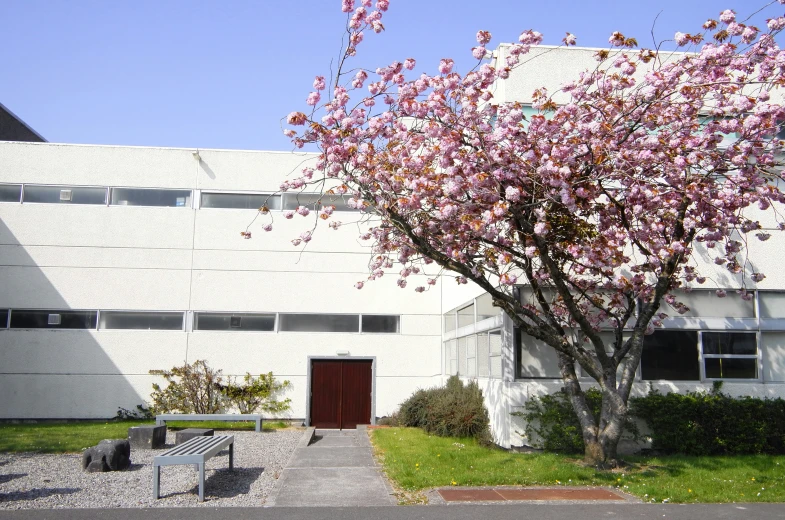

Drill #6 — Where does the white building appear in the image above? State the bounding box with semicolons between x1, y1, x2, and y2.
1;47;784;448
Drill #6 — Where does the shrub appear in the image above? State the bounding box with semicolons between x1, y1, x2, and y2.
397;376;491;444
630;387;785;455
516;388;638;454
115;404;154;420
149;360;225;414
218;372;292;415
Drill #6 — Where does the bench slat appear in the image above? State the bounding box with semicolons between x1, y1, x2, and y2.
159;436;228;458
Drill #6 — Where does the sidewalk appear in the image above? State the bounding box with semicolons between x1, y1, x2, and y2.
266;426;396;507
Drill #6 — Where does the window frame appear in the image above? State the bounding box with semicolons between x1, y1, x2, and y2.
199;191;282;210
699;330;762;382
193;311;277;333
109;186;193;208
97;310;186;331
21;184;108;205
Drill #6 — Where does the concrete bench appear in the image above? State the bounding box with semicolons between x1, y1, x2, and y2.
155;413;263;432
153;434;234;502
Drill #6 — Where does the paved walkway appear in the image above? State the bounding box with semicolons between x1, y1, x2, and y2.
267;426;396;507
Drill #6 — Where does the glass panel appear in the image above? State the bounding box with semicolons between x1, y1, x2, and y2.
477;333;489;377
361;315;399;333
448;339;457;375
641;330;699;380
457;304;474;328
10;310;97;329
759;292;785;319
489;330;502;355
195;313;275;331
466;335;477;377
279;313;359;332
0;309;8;327
490;356;502;379
0;184;21;202
282;192;358;212
457;337;467;375
110;188;192;207
476;292;498;321
99;311;183;330
518;332;561;378
201;192;281;210
23;185;107;205
663;290;754;318
705;358;758;379
702;332;757;355
443;312;456;333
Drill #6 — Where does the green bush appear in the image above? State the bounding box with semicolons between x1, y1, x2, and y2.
149;360;225;414
515;388;638;454
630;388;785;455
397;376;491;444
218;372;292;415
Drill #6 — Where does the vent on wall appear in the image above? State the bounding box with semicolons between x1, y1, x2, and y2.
47;314;62;325
59;190;72;201
230;316;242;328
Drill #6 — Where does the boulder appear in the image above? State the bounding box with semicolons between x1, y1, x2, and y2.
81;439;131;472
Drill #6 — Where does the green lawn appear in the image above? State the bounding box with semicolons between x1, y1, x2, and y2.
371;427;785;503
0;419;290;454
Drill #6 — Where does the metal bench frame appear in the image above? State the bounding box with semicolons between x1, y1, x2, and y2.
153;434;234;502
155;413;263;432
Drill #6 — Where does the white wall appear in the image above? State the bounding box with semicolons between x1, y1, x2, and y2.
0;141;443;420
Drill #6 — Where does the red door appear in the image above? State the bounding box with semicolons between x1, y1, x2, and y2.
310;359;372;429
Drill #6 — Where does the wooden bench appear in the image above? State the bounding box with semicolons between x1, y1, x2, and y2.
155;413;263;432
152;434;234;502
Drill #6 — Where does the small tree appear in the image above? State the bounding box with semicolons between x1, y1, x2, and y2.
149;360;225;414
219;372;292;415
264;1;785;467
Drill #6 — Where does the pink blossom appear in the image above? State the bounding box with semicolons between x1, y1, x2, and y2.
287;112;307;125
534;222;548;236
283;129;296;138
342;0;354;13
674;32;689;46
472;46;486;60
476;30;492;45
263;224;273;232
313;76;326;90
719;9;736;24
376;0;389;11
296;205;310;216
283;210;295;219
306;91;321;106
562;32;577;46
716;289;728;298
438;59;454;74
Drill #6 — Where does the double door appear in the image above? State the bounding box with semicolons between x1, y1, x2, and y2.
310;359;372;429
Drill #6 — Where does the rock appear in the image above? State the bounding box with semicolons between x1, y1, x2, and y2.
175;428;214;445
128;425;166;450
81;439;131;472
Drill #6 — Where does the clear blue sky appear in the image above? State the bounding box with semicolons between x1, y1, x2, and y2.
1;0;778;151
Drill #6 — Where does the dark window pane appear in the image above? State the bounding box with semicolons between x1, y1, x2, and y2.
705;358;758;379
702;332;757;355
10;310;97;329
201;192;281;209
362;315;399;333
282;193;358;212
110;188;191;207
23;185;106;204
99;312;183;330
0;309;8;327
641;330;699;380
195;313;275;331
279;314;359;332
0;184;21;202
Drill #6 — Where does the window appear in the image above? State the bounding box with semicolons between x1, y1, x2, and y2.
23;185;107;205
443;311;456;333
99;311;184;330
476;293;498;322
0;309;8;327
457;337;467;375
518;332;561;378
641;330;700;380
278;313;359;332
446;339;457;375
489;330;502;379
10;310;97;329
361;315;399;333
477;333;489;377
759;292;785;319
110;188;192;207
195;313;275;331
663;290;754;318
0;184;21;202
466;334;477;377
457;304;474;328
282;193;358;212
702;332;758;379
201;192;282;210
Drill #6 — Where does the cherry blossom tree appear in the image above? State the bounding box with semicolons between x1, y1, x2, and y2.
266;0;785;465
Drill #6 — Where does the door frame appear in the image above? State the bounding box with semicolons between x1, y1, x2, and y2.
306;356;377;428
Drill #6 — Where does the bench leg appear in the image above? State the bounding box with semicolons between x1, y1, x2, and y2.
229;441;234;470
198;462;205;502
256;418;261;433
153;465;160;499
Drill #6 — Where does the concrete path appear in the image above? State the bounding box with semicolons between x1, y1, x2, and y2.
266;426;396;507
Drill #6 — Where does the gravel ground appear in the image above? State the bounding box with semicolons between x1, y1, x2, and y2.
0;429;303;509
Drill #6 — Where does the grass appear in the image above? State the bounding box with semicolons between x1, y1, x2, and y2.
0;419;291;454
371;427;785;504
